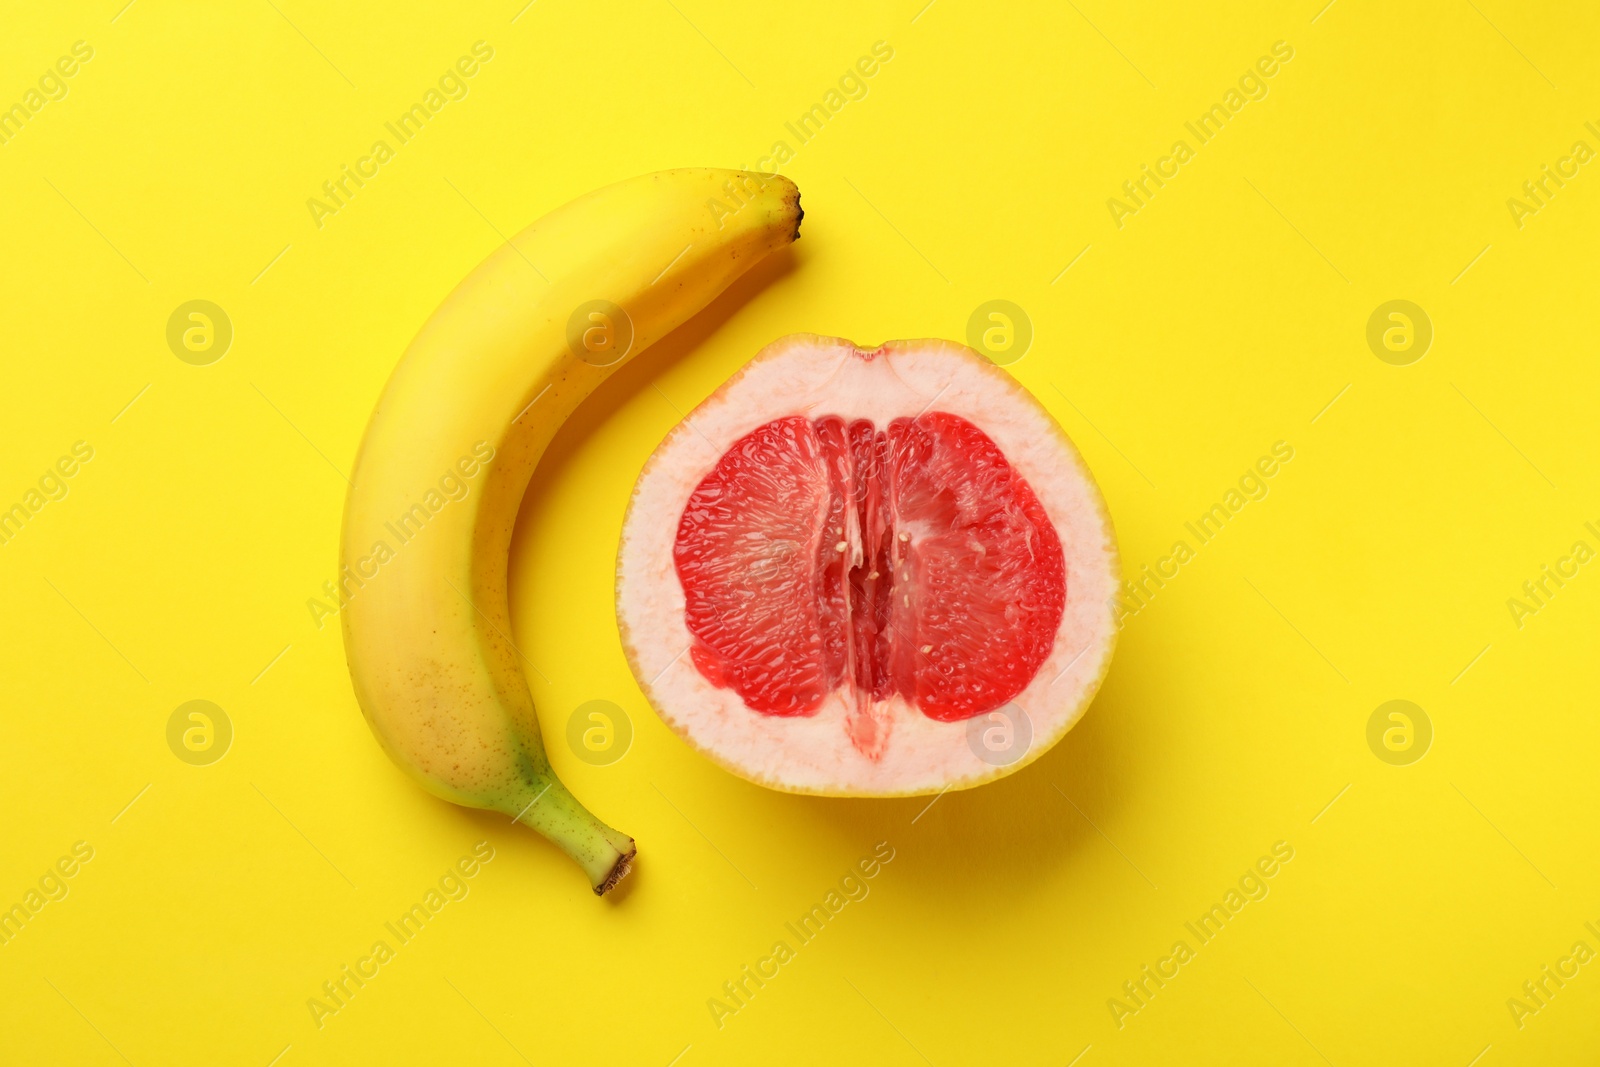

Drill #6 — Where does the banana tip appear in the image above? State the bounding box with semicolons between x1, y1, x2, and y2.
595;843;637;896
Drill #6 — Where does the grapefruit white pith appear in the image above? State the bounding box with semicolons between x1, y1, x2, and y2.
616;334;1119;795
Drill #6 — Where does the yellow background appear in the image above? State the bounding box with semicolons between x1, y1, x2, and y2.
3;0;1597;1063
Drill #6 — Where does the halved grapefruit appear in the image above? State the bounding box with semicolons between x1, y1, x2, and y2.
617;334;1118;795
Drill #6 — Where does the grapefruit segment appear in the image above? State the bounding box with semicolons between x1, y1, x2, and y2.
618;335;1119;796
673;414;833;717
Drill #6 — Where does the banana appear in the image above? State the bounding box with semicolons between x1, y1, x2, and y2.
340;169;802;894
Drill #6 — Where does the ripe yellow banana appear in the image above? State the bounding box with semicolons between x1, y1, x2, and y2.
341;169;802;894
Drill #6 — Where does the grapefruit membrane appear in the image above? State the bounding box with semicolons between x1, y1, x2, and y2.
617;334;1118;795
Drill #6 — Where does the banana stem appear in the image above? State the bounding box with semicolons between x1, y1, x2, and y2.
508;776;636;895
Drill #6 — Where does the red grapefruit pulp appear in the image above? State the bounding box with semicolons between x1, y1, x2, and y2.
675;411;1066;723
618;335;1118;795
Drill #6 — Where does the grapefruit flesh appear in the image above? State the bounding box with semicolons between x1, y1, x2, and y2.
675;412;1065;723
618;335;1118;795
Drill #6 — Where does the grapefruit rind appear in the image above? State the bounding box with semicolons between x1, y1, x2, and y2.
616;334;1120;796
